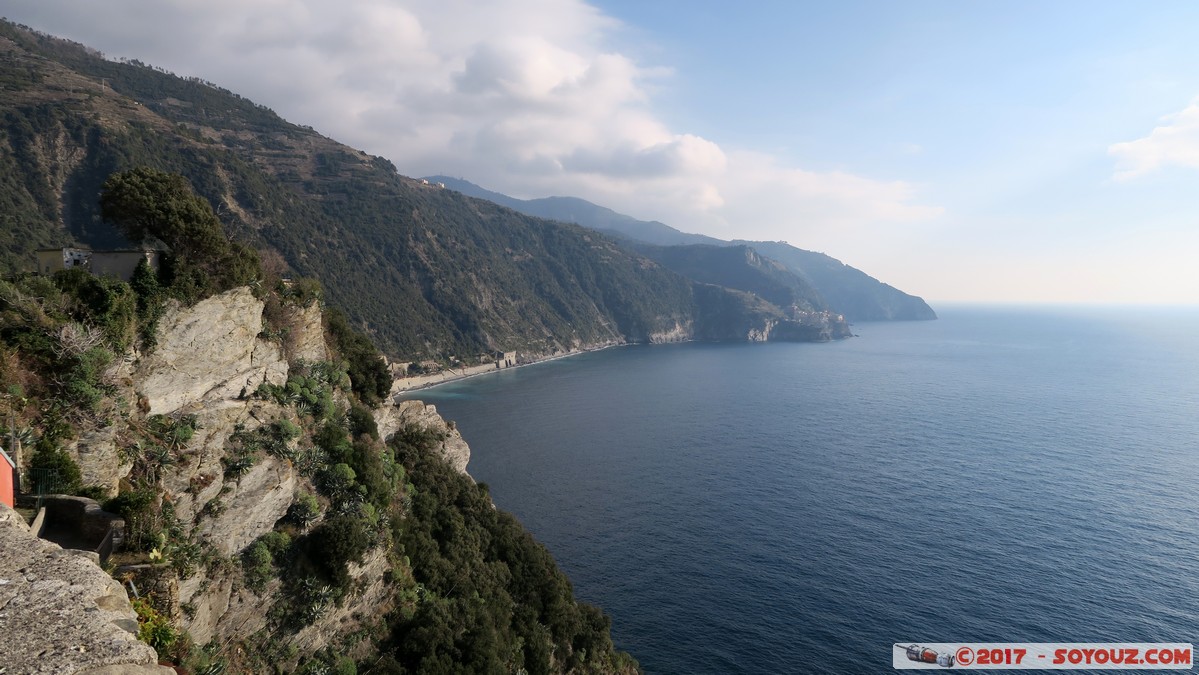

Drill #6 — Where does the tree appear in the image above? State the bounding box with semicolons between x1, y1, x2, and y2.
99;167;260;302
99;167;224;260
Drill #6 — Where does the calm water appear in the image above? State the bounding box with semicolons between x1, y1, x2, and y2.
407;306;1199;674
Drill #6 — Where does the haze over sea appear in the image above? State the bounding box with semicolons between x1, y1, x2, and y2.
408;306;1199;674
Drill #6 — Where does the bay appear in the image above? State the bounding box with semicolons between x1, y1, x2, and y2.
407;306;1199;673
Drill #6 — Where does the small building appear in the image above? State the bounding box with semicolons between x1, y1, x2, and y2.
0;447;15;508
492;351;517;369
35;248;161;282
90;250;161;281
35;247;90;275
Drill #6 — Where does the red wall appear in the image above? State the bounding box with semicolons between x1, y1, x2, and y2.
0;459;12;508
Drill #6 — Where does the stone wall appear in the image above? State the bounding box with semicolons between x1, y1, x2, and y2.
40;495;125;562
0;503;173;675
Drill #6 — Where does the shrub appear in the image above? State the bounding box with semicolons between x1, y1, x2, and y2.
132;596;178;658
243;541;274;591
130;258;165;348
323;308;390;405
288;492;321;529
303;514;370;591
52;268;138;352
104;488;161;551
260;530;293;560
348;402;378;440
29;441;83;494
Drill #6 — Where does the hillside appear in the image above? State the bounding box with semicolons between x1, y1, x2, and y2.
429;176;723;248
627;243;825;315
427;176;937;322
0;20;838;365
730;240;938;321
0;178;639;672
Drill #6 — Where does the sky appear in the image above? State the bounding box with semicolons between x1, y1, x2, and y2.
3;0;1199;304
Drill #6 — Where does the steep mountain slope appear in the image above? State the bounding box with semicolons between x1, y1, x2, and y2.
730;240;937;321
428;176;937;322
0;20;847;360
430;176;722;247
627;242;828;315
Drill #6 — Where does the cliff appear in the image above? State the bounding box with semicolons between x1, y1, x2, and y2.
0;503;173;675
122;289;474;660
2;276;636;673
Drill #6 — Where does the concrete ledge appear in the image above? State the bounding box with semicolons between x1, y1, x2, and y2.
39;495;125;563
29;505;47;537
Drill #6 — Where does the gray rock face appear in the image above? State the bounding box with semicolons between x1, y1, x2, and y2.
649;320;692;343
292;547;393;657
375;399;471;475
160;401;293;529
136;287;287;415
283;301;328;364
195;455;296;556
0;503;173;675
178;572;277;648
68;426;129;498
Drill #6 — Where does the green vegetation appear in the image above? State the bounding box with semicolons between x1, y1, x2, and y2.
323;309;390;405
376;426;638;674
28;442;83;493
100;167;261;303
631;243;826;314
0;21;645;673
256;360;346;422
132;595;179;659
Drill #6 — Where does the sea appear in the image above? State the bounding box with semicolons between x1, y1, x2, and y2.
405;306;1199;674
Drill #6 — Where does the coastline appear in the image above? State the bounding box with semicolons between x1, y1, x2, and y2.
390;342;629;396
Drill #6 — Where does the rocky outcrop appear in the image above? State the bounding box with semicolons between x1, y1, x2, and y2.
745;319;775;342
68;426;130;498
291;547;394;657
135;288;287;415
649;320;692;343
0;503;173;675
151;399;298;556
178;575;243;646
282;301;328;364
375;399;471;475
194;454;295;556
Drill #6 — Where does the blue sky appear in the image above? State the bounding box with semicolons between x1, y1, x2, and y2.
5;1;1199;304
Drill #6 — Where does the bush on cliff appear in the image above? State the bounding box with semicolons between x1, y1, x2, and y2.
324;308;390;406
99;167;262;304
382;425;639;674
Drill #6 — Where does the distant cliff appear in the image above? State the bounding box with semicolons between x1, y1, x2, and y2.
732;241;937;321
430;176;937;323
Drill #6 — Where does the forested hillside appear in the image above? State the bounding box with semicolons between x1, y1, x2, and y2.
626;243;828;315
0;20;830;363
430;176;937;322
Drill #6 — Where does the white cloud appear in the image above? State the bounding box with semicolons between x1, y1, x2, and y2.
4;0;940;243
1109;97;1199;181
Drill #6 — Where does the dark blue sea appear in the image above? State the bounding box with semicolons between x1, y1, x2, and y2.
407;306;1199;674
